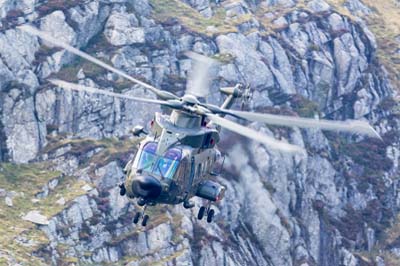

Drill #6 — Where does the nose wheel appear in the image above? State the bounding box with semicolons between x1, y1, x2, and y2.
197;203;215;223
133;205;150;226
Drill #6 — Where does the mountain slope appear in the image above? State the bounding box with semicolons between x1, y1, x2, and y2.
0;0;399;265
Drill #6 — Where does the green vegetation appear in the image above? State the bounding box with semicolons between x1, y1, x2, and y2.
328;133;393;182
44;136;141;170
36;0;81;16
0;163;90;265
212;53;236;64
261;180;276;194
149;0;238;36
51;56;109;83
290;94;320;118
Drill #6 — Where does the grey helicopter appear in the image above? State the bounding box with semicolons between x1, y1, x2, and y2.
20;25;381;227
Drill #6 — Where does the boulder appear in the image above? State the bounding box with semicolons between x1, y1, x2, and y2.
5;196;12;207
104;10;145;46
23;211;49;225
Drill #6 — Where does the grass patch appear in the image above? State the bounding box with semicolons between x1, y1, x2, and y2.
50;56;110;83
290;94;320;118
149;0;237;36
0;163;89;265
211;53;236;63
44;136;141;170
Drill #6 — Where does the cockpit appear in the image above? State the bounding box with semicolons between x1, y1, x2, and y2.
134;142;182;179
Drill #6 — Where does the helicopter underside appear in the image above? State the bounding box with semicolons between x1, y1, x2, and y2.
120;168;226;226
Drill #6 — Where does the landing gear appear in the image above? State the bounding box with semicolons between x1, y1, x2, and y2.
133;205;150;226
133;212;141;224
137;198;146;206
197;206;206;220
207;209;214;223
142;215;149;226
119;183;126;196
197;203;215;223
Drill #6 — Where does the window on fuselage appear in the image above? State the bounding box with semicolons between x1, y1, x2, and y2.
137;142;157;172
154;148;182;179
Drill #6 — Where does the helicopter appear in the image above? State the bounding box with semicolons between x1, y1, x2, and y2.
19;25;381;227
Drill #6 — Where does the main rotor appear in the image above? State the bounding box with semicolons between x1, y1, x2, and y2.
18;25;381;154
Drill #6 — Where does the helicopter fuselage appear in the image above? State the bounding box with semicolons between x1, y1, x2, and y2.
123;109;225;206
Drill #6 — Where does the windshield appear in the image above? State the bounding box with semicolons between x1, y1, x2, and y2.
137;142;157;172
153;148;182;179
136;142;182;179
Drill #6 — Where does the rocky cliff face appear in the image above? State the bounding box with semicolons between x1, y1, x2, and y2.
0;0;399;265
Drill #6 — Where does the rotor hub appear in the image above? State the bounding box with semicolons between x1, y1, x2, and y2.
181;94;200;105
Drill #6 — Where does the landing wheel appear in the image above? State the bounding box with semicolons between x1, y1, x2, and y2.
119;184;126;196
133;212;141;224
197;206;206;220
207;209;215;223
142;215;149;226
137;198;146;206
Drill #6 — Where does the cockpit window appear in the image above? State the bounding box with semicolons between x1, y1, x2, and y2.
136;142;182;179
154;148;182;179
137;142;157;172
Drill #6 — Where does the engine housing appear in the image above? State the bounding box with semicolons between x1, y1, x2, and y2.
196;180;226;202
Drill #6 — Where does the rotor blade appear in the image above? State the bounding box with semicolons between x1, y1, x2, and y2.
226;110;381;139
206;114;304;154
49;79;172;106
185;52;217;98
18;24;178;100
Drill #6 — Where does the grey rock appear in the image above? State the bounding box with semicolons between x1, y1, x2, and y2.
66;202;84;226
375;256;385;266
0;1;398;266
333;33;366;96
111;46;152;80
147;223;173;251
38;11;77;78
40;10;76;46
23;211;49;225
344;0;372;15
5;196;12;206
228;143;292;266
185;0;212;17
74;195;94;221
0;0;37;18
0;29;40;92
0;188;6;197
307;0;331;13
2;92;45;163
328;13;346;33
225;1;249;18
0;59;13;90
56;197;66;206
129;0;151;16
82;184;93;192
48;178;59;190
340;248;358;266
95;161;123;190
273;16;289;29
262;0;295;7
104;9;145;46
68;1;111;47
366;227;375;251
36;183;49;199
216;33;274;89
354;88;374;118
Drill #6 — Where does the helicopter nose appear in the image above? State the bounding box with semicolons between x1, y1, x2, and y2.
131;175;162;199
